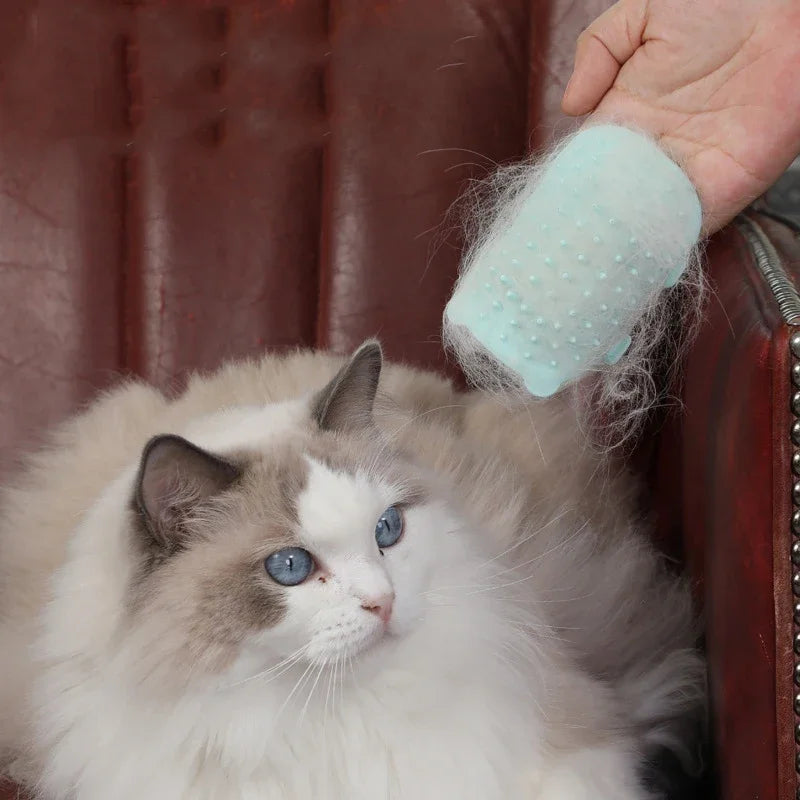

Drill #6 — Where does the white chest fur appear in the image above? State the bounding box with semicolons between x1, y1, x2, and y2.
39;661;541;800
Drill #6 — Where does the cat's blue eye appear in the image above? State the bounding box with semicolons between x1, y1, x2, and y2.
375;506;404;550
265;547;314;586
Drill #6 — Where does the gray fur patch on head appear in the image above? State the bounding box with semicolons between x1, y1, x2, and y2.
134;434;242;554
125;444;311;680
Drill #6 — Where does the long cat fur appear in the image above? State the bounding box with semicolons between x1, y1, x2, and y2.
0;343;704;799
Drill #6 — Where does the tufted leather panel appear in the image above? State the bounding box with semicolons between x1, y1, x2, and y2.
0;1;131;475
4;2;797;800
0;0;607;477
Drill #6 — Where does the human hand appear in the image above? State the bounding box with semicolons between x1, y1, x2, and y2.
562;0;800;234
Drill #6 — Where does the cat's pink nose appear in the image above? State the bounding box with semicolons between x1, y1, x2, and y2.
360;593;394;625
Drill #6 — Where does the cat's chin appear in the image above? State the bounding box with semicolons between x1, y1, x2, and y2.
307;625;403;679
348;627;414;678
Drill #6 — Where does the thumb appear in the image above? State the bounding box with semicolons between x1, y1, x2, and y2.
562;0;648;116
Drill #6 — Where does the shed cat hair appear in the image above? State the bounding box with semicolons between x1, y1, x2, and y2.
0;343;704;799
442;125;707;448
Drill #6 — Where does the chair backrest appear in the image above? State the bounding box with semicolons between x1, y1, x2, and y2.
12;5;792;800
0;0;605;477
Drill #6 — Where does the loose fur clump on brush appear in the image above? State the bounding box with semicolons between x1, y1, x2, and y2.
442;125;708;449
0;343;705;799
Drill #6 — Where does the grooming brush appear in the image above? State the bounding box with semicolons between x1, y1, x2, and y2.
444;125;702;397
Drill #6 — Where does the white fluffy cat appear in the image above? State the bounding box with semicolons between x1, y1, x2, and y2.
0;342;704;799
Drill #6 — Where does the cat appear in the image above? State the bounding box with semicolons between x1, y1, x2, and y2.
0;341;705;800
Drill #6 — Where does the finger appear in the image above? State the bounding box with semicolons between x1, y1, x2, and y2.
561;0;648;116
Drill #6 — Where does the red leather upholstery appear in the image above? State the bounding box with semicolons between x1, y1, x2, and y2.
1;2;797;799
0;0;610;476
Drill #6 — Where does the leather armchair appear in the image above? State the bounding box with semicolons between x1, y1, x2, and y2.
1;2;798;798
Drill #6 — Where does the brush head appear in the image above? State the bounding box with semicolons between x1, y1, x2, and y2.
444;125;702;397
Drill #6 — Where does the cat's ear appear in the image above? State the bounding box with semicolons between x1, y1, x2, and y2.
134;434;241;550
312;340;383;433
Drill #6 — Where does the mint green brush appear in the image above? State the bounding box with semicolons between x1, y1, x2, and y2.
444;125;702;398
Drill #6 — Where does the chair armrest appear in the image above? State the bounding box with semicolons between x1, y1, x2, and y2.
657;210;800;800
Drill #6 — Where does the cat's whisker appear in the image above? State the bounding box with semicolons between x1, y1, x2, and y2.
276;658;318;721
465;573;537;595
241;651;306;683
298;659;324;713
224;646;308;690
382;404;469;444
326;656;335;724
321;660;334;799
233;655;305;691
487;521;591;579
331;655;338;719
333;654;342;719
507;621;575;644
344;653;354;699
299;660;327;726
476;507;574;569
424;597;459;607
422;584;494;596
323;654;335;724
535;592;595;605
339;655;346;711
368;403;469;467
347;651;361;693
